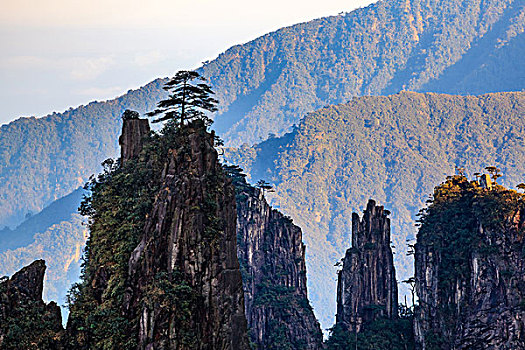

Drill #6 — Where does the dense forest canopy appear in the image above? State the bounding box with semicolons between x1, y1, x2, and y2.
203;0;525;145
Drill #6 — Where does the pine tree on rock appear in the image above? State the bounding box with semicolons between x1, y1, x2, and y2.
147;70;218;126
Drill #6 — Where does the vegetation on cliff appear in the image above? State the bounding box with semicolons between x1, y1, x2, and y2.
415;172;525;349
66;130;166;348
227;165;323;349
67;120;236;348
67;70;249;348
225;91;525;328
417;173;524;291
0;0;523;329
0;260;64;350
325;311;414;350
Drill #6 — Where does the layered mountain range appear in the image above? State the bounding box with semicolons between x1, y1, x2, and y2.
1;0;523;228
0;0;524;333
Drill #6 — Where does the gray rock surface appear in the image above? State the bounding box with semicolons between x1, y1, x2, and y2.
336;199;398;332
128;121;249;349
119;117;150;162
236;186;323;349
0;260;63;349
415;202;525;349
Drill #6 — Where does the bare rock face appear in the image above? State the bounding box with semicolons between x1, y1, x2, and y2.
336;199;398;332
415;186;525;350
119;117;150;162
127;121;249;350
0;260;63;349
236;185;323;349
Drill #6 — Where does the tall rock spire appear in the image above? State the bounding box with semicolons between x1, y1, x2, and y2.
336;199;398;332
0;260;64;348
127;121;249;349
235;184;323;349
118;115;150;163
67;120;249;349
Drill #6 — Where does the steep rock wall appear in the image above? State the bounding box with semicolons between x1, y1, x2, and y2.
67;120;249;349
119;117;150;162
127;121;249;349
0;260;63;349
336;199;398;332
235;184;323;349
415;177;525;349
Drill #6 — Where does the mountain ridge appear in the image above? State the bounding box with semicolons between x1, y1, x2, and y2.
1;0;523;228
0;0;524;333
2;90;524;332
203;0;524;144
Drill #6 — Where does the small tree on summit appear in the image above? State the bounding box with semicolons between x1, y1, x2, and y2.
122;109;140;120
256;180;275;195
485;166;502;183
147;70;218;126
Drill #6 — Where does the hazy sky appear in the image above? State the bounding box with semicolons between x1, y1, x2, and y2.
0;0;376;125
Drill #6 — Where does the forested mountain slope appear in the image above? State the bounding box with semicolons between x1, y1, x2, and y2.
0;215;87;315
0;188;85;252
0;80;166;228
0;188;87;313
224;91;525;328
1;0;523;229
2;91;524;331
204;0;525;145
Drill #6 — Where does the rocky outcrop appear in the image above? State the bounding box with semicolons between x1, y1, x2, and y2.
336;199;398;332
119;116;150;162
235;183;323;349
415;179;525;349
127;121;249;349
0;260;63;348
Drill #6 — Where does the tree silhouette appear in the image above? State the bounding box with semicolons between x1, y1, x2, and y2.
517;183;525;192
223;165;247;187
402;277;416;310
485;166;502;183
121;109;139;120
147;70;218;126
256;180;274;195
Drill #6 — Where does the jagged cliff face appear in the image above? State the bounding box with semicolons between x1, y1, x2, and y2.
415;176;525;350
235;184;323;349
336;199;398;332
0;260;63;349
67;120;248;349
127;122;248;349
69;115;323;349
